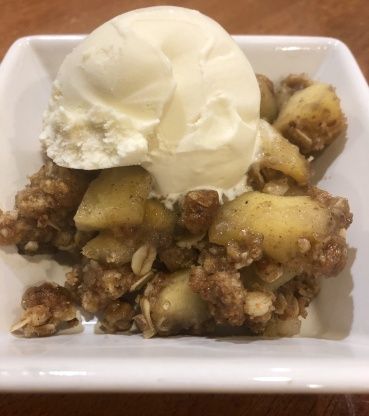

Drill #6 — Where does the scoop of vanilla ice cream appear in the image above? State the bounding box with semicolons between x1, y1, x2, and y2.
41;6;260;200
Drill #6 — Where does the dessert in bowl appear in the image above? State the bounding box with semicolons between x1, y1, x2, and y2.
0;7;351;341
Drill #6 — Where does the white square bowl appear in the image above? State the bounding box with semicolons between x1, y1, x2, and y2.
0;35;368;393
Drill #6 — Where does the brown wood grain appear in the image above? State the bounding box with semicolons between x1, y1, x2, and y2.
1;393;369;416
0;0;368;414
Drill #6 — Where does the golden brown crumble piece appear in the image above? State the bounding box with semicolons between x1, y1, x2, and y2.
197;244;230;273
180;190;220;234
275;274;320;320
189;239;269;327
309;186;353;229
274;287;300;321
226;232;263;269
244;290;276;334
312;235;348;278
189;240;323;335
0;160;93;254
190;261;276;333
11;282;78;337
159;245;198;272
198;234;263;274
276;73;314;110
99;301;135;333
0;209;54;248
66;259;139;314
190;266;246;326
15;160;92;216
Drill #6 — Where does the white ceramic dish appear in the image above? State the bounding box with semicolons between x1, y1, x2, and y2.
0;35;368;393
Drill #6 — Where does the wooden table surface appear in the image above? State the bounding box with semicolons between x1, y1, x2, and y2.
1;0;368;414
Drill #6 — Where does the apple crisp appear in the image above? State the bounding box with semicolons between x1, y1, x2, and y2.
1;74;352;338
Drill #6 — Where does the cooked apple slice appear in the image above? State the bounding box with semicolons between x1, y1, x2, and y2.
82;231;137;265
74;166;151;230
209;191;332;263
